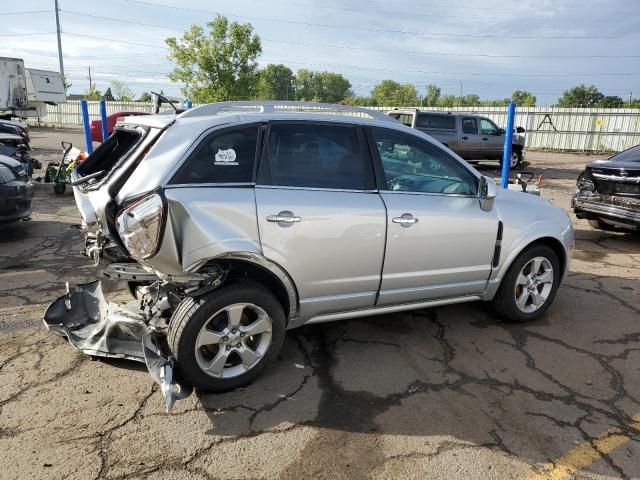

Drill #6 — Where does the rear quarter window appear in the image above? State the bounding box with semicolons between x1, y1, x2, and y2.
170;124;259;184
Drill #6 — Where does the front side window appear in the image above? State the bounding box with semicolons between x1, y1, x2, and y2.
371;127;477;195
462;118;478;134
480;118;499;136
170;124;259;184
259;123;373;190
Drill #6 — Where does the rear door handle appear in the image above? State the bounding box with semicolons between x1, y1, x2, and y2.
461;136;468;140
267;212;301;224
392;214;419;227
482;137;489;141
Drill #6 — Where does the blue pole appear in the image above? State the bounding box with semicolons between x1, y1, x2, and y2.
500;102;516;188
80;100;93;154
99;100;109;142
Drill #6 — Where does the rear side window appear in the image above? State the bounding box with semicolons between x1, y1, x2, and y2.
416;114;455;130
258;123;374;190
76;129;140;178
389;113;413;127
170;125;259;184
462;118;478;134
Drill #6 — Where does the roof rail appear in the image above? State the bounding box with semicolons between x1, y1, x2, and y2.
179;101;396;122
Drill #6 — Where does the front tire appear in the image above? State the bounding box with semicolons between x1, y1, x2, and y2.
168;281;286;392
491;244;560;322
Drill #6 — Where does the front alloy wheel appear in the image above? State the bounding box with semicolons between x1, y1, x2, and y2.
168;280;286;391
492;244;560;322
514;257;554;314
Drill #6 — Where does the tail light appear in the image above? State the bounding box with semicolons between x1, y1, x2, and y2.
116;193;165;260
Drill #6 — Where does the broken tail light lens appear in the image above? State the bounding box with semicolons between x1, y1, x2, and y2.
116;193;165;260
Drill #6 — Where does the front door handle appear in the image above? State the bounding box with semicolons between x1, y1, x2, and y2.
482;137;489;141
461;136;468;140
392;214;419;227
267;211;301;224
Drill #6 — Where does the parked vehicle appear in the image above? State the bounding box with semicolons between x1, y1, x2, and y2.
388;109;526;169
44;101;574;411
90;111;150;142
0;119;30;142
0;132;39;175
0;154;34;224
573;145;640;231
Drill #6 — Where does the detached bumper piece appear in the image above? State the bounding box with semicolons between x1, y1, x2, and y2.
573;193;640;228
43;281;192;412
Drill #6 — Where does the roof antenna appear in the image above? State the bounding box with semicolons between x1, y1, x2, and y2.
151;91;177;114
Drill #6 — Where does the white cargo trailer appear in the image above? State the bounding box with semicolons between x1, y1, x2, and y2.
0;58;66;118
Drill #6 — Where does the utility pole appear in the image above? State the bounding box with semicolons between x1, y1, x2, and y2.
54;0;65;83
458;81;463;108
629;92;633;107
87;67;92;90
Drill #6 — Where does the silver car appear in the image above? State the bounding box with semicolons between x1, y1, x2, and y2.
44;102;574;410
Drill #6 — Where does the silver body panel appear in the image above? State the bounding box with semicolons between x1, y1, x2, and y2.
70;101;574;328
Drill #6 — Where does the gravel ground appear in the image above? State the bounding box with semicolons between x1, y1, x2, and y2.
0;128;639;480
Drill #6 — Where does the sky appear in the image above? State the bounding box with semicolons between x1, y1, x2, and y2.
1;0;639;105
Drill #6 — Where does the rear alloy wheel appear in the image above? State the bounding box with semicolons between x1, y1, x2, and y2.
492;244;560;322
168;281;285;391
502;149;522;169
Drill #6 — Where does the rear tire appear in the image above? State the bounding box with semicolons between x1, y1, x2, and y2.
53;183;66;195
491;244;560;322
168;280;286;392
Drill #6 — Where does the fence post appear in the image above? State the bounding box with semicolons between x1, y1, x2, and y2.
80;100;93;154
99;100;109;142
501;102;516;188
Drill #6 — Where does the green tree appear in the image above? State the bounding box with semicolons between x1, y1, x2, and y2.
371;80;418;106
293;70;352;103
511;90;536;107
256;64;294;100
103;87;115;101
598;95;624;108
557;84;604;107
166;15;262;102
424;84;441;107
83;85;102;100
436;95;459;107
138;91;152;102
110;80;134;101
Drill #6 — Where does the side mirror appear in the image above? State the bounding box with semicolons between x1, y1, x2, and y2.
516;126;525;133
498;128;505;135
479;175;497;211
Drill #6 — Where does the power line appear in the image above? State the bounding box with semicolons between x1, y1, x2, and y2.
63;32;167;49
0;10;52;15
124;0;629;40
55;10;640;60
0;32;56;36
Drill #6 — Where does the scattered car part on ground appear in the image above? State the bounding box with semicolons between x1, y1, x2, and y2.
44;142;88;194
0;154;34;224
90;111;151;142
43;101;574;411
388;109;526;169
573;144;640;231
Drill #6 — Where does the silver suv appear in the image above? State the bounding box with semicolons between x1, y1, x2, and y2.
44;102;574;410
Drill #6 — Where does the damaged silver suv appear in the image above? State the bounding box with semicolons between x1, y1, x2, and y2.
44;102;574;410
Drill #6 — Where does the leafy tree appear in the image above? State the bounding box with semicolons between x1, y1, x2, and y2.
511;90;536;107
424;84;441;107
83;85;102;100
138;91;152;102
166;15;262;102
110;80;133;101
557;84;604;108
294;69;352;103
436;94;459;107
61;74;72;93
371;80;418;106
256;64;294;100
598;95;624;108
103;87;115;101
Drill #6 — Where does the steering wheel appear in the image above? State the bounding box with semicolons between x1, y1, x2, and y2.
389;175;416;191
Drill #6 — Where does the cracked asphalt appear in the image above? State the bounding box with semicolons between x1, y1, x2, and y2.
1;129;639;479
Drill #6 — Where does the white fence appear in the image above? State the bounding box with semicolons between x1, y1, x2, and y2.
31;101;640;152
